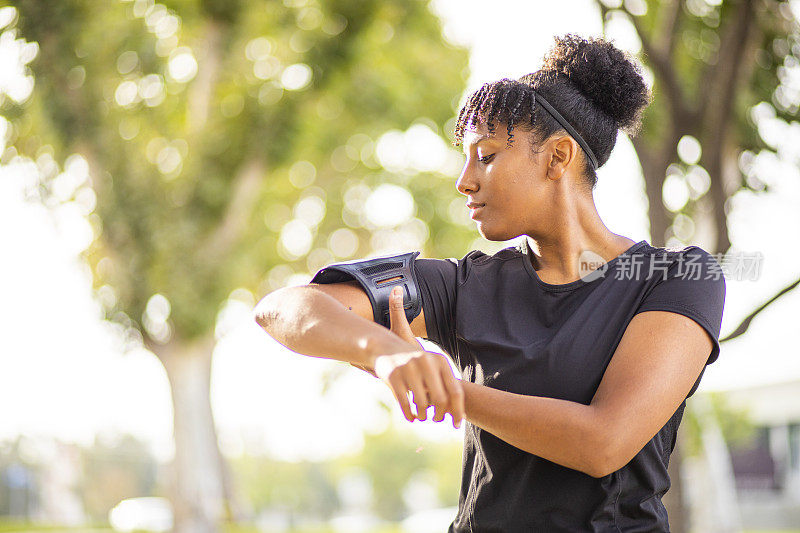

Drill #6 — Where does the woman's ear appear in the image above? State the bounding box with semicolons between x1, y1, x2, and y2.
546;135;578;180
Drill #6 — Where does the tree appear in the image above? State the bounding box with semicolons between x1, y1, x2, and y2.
594;1;800;531
2;0;470;530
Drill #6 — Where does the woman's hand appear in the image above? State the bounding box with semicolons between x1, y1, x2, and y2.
372;286;464;428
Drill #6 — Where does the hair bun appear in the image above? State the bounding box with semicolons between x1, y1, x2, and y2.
539;34;651;135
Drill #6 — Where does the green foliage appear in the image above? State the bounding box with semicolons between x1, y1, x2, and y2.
0;434;159;526
231;455;340;520
76;435;161;522
0;523;408;533
0;438;42;518
604;0;799;191
4;0;471;346
231;424;462;522
683;392;758;458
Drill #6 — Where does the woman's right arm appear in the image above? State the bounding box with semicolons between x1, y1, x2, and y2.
252;280;421;370
253;281;464;427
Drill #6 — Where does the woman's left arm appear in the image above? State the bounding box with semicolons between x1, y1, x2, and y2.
461;309;712;478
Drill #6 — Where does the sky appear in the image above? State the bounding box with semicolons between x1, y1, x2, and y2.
2;0;800;463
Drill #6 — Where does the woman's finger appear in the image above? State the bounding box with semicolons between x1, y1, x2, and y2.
440;364;465;429
388;286;420;347
420;356;449;420
387;374;415;423
432;400;447;423
405;372;430;421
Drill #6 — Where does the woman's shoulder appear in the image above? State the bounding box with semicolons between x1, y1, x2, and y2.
630;242;726;289
637;241;716;258
415;244;523;287
467;243;526;264
636;242;723;270
419;244;521;266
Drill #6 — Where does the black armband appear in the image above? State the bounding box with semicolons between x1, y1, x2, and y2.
310;251;423;329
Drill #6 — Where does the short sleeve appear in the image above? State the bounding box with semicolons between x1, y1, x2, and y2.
634;247;727;366
413;257;458;357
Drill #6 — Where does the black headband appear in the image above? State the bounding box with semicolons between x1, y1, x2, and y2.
532;90;599;170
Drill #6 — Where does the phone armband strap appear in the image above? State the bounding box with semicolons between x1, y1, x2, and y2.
310;251;422;329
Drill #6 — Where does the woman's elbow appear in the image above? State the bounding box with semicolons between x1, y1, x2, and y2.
582;426;629;479
253;288;289;329
582;452;617;479
253;305;272;329
585;458;618;479
587;440;642;479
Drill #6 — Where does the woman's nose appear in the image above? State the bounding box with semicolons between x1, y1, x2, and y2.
456;161;479;196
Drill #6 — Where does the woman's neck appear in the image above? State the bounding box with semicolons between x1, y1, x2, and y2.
524;202;636;284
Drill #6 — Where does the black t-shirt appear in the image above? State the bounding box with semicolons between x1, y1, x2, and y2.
412;238;726;532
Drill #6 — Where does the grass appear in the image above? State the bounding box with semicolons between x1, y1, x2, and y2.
0;523;403;533
0;522;794;533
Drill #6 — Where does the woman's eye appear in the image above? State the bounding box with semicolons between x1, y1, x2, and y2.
478;153;495;164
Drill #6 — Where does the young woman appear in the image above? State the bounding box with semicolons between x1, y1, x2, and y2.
255;34;726;532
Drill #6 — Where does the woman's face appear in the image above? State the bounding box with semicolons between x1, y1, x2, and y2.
457;121;569;242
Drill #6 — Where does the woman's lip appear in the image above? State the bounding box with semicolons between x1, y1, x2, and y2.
469;205;484;219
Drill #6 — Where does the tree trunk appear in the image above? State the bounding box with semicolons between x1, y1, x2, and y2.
693;394;743;533
188;19;224;134
631;131;681;248
699;0;755;255
155;336;227;533
664;428;688;533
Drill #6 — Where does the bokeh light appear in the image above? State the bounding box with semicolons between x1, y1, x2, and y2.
281;63;312;91
364;184;415;228
677;135;702;165
328;228;360;258
167;47;197;83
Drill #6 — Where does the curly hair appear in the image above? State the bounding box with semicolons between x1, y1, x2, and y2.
453;34;652;189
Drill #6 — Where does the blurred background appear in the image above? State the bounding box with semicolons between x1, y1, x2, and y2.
1;0;799;532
